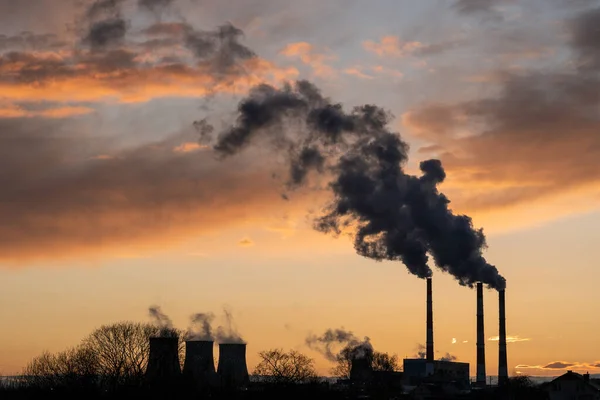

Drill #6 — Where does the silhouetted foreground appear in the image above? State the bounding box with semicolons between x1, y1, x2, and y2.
0;376;551;400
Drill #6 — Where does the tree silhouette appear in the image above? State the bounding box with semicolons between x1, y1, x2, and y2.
83;322;185;388
253;349;317;384
24;345;98;389
331;348;400;378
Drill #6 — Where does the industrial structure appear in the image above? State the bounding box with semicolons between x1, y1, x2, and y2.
145;337;182;384
476;282;486;387
402;278;509;391
182;340;218;388
216;343;250;388
145;338;249;390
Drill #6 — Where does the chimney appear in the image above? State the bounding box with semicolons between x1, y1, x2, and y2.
217;343;249;388
183;340;217;388
498;289;509;386
476;282;486;387
146;337;182;384
350;355;373;384
426;277;434;375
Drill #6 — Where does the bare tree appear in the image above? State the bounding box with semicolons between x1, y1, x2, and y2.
24;345;98;389
82;322;184;387
331;349;401;378
253;349;317;384
372;352;400;372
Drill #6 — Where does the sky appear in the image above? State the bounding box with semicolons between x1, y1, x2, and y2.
1;0;600;378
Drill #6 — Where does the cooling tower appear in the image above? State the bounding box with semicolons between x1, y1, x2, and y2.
145;337;182;384
476;283;486;387
498;289;509;386
217;343;249;388
183;340;217;387
426;277;434;376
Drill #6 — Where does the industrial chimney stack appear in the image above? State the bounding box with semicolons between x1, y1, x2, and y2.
476;282;486;387
217;343;249;388
498;289;509;386
183;340;217;388
426;277;434;375
145;337;182;385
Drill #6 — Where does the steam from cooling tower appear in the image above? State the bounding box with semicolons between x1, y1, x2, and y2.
149;306;178;337
215;308;245;344
305;328;373;362
204;80;506;290
186;312;215;341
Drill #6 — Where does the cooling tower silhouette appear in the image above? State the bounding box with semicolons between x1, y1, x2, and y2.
145;337;181;384
183;340;217;388
217;343;249;388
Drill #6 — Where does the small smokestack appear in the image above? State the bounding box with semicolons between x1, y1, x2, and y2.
183;340;217;388
476;283;486;386
498;289;508;386
146;337;182;384
426;277;434;363
217;343;249;388
350;356;373;384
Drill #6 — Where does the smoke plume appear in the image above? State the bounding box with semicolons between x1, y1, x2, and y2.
186;312;215;341
207;80;506;290
148;305;178;338
440;352;457;362
83;0;128;50
415;344;427;359
306;328;373;362
215;307;244;344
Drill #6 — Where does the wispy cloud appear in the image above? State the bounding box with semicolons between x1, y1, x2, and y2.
363;36;423;57
280;42;336;77
516;361;600;373
238;238;254;247
488;335;531;343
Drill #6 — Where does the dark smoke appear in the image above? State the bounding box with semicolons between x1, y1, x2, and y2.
208;80;506;290
305;328;372;362
184;23;256;76
186;312;215;341
138;0;176;13
415;344;426;359
215;307;244;344
148;305;178;338
440;352;457;362
82;0;128;50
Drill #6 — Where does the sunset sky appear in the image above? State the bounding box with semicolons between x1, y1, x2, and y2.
1;0;600;378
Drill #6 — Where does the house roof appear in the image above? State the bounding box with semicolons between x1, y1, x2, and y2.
551;371;600;391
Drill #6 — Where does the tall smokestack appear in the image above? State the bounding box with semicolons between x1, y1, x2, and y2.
217;343;249;388
183;340;217;388
498;289;508;386
476;283;486;386
426;277;434;375
146;337;182;385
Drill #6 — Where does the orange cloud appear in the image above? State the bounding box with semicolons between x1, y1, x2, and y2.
0;53;298;104
173;142;209;153
280;42;336;78
0;103;94;119
363;36;423;57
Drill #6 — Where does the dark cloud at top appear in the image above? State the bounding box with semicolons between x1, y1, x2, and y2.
138;0;177;13
570;6;600;69
82;0;128;50
453;0;513;15
404;5;600;215
208;80;506;289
